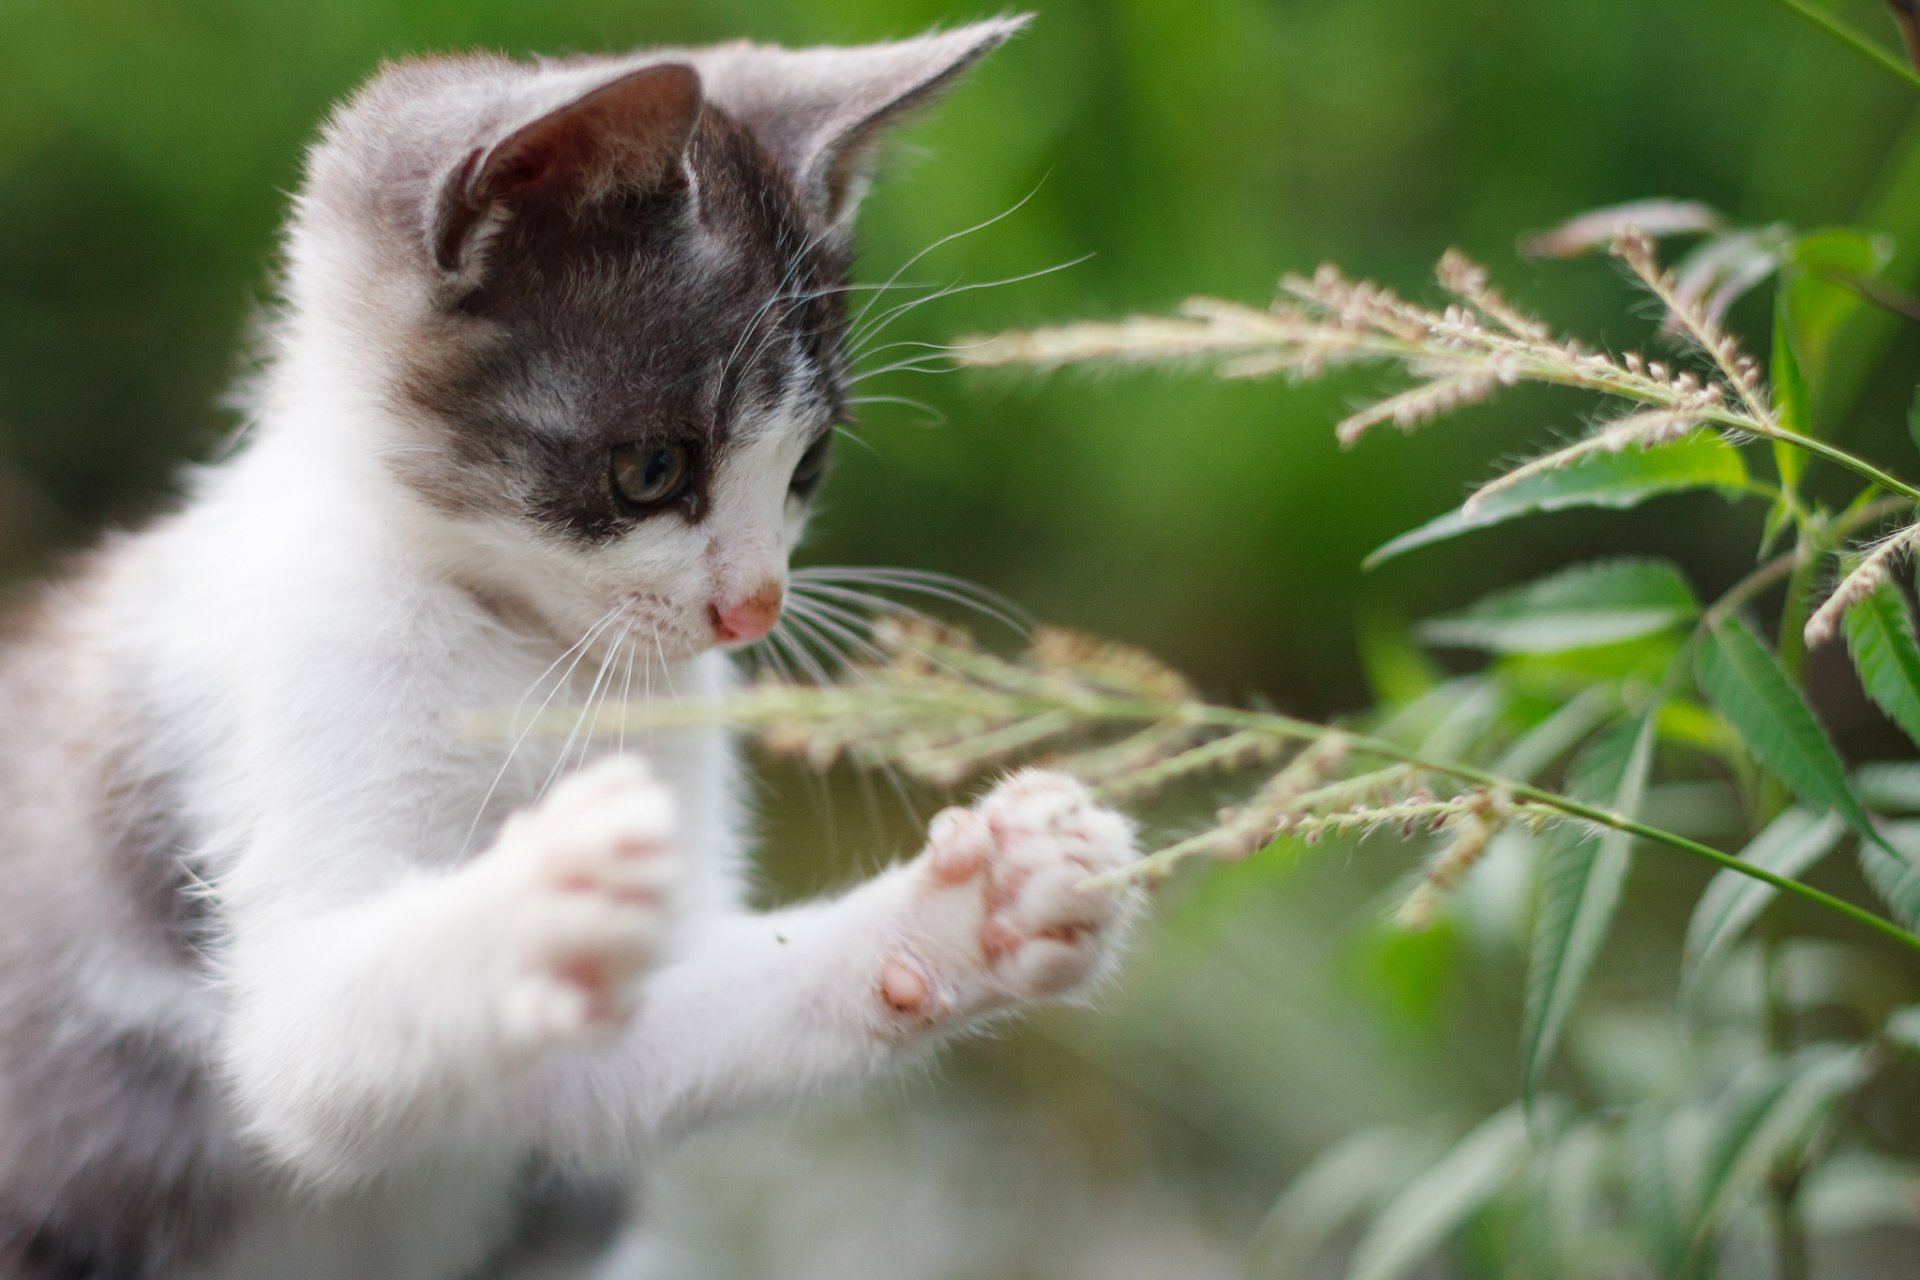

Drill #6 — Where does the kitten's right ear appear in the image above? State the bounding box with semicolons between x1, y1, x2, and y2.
430;62;703;276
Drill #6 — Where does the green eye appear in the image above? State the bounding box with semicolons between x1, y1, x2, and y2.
612;443;691;508
789;434;832;494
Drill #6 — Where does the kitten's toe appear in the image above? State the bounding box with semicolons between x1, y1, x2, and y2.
476;754;680;1057
879;769;1140;1030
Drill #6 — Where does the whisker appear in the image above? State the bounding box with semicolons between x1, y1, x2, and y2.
848;359;968;385
844;395;947;426
616;638;637;758
848;173;1051;340
777;608;922;828
541;618;631;799
851;253;1094;360
755;627;843;847
461;607;624;854
791;567;1031;634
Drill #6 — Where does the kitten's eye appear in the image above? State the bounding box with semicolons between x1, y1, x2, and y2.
789;434;832;495
611;443;691;509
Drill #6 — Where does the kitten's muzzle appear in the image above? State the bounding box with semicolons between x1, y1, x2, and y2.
707;581;783;645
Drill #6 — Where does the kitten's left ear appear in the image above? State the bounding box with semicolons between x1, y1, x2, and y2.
693;16;1031;226
432;62;704;274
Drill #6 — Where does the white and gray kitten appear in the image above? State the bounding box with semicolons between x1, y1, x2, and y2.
0;19;1142;1280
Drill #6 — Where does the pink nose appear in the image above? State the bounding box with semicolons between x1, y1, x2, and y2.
708;582;783;644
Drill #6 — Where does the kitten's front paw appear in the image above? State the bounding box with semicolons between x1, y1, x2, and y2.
878;769;1139;1031
468;756;677;1060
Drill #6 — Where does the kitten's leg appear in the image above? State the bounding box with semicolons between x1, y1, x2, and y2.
525;769;1142;1156
222;758;680;1181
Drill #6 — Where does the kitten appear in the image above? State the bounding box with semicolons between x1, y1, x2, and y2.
0;19;1142;1280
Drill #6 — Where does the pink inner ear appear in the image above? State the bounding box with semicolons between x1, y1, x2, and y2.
431;62;704;275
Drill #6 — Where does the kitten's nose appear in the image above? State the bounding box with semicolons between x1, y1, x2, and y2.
707;581;783;644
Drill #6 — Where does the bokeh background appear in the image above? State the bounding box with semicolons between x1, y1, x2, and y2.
6;1;1920;1275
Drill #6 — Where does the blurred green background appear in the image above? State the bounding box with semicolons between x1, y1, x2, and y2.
6;1;1920;1275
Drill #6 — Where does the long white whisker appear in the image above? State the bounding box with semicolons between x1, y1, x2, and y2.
844;395;946;425
848;174;1051;339
851;253;1094;359
779;607;922;825
541;618;630;799
460;608;624;855
792;568;1031;635
616;638;637;758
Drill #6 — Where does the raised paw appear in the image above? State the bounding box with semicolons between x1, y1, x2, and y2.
465;755;678;1059
878;769;1139;1029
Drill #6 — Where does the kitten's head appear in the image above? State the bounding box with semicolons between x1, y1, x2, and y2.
283;19;1025;657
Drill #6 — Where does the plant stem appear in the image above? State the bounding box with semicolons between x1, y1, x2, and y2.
590;681;1920;954
1083;702;1920;953
1770;0;1920;90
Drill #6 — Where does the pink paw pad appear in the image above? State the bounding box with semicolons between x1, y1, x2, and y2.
878;769;1140;1028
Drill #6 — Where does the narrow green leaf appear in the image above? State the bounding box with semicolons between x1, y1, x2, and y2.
1519;1123;1610;1280
1843;581;1920;750
1853;760;1920;812
1862;820;1920;928
1492;687;1616;782
1524;715;1657;1099
1696;618;1873;838
1345;1104;1536;1280
1419;559;1697;654
1684;1046;1866;1266
1246;1127;1435;1279
1681;809;1845;993
1631;1106;1712;1278
1884;1004;1920;1053
1772;297;1809;486
1787;228;1890;384
1802;1152;1920;1236
1367;439;1750;566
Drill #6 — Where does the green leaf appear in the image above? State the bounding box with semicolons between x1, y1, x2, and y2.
1853;760;1920;812
1367;439;1750;567
1523;716;1657;1100
1843;581;1920;750
1862;820;1920;928
1775;228;1889;450
1418;559;1697;654
1492;687;1616;782
1684;1046;1866;1268
1345;1104;1536;1280
1247;1127;1436;1278
1802;1152;1920;1236
1696;618;1874;839
1631;1106;1712;1277
1884;1003;1920;1053
1786;228;1890;385
1771;297;1810;486
1681;809;1846;994
1357;610;1444;707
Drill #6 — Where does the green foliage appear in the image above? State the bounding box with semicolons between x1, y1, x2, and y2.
1343;1104;1536;1280
1697;618;1873;838
1523;717;1657;1100
1366;440;1751;567
1683;808;1846;994
1417;559;1697;655
1842;580;1920;750
1681;1046;1867;1268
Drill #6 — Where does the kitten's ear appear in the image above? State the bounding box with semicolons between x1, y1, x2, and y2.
431;62;703;274
695;16;1030;226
